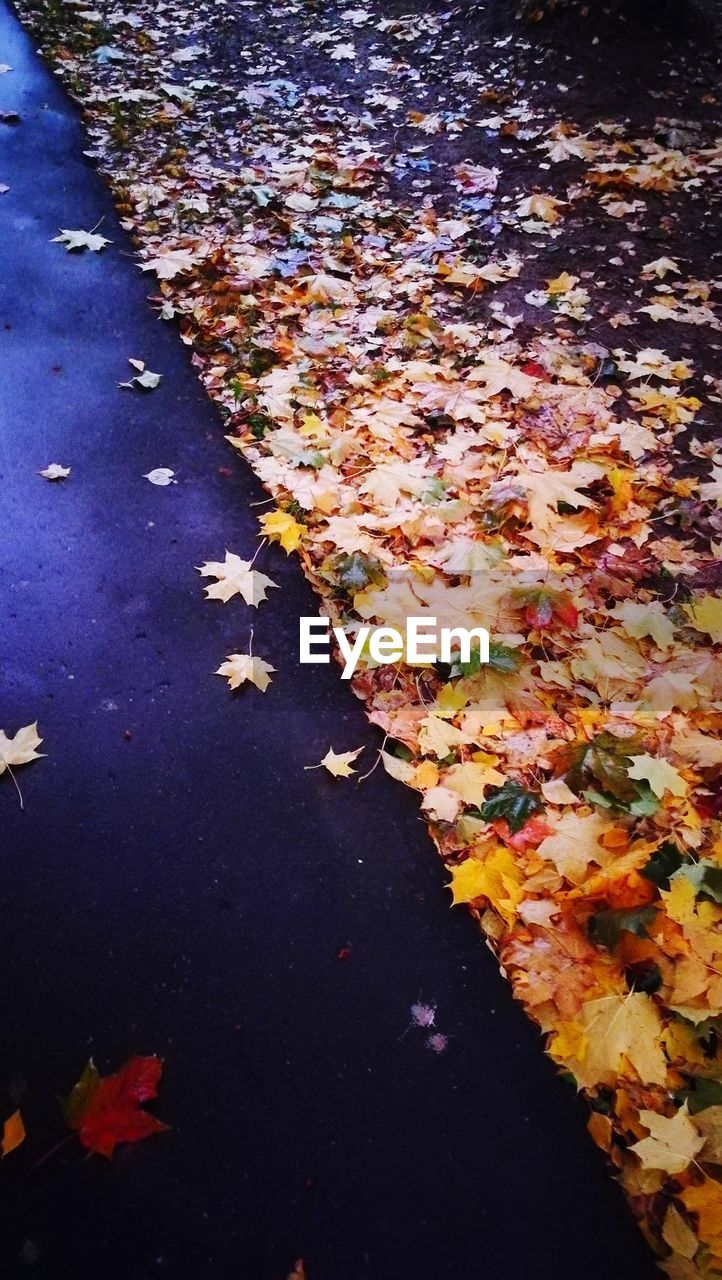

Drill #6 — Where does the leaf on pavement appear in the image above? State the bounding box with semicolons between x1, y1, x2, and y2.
199;551;278;606
39;463;70;480
52;228;111;252
0;722;44;776
62;1056;169;1159
306;746;363;778
118;358;162;390
1;1110;25;1158
216;653;275;692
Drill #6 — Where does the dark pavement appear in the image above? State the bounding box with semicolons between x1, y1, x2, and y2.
0;6;659;1278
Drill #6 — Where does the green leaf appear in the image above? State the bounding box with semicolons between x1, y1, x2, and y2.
673;859;722;905
450;641;521;679
477;779;543;833
562;730;645;804
334;552;386;595
588;906;658;952
683;1078;722;1116
642;841;685;889
60;1059;101;1126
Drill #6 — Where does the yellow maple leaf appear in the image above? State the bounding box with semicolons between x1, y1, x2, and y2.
259;509;303;553
662;876;697;928
198;551;278;606
570;993;668;1089
546;271;579;295
307;747;363;778
681;1179;722;1246
537;811;611;885
215;653;275;692
661;1204;699;1261
447;845;523;925
631;1104;704;1175
627;753;687;799
684;595;722;644
0;722;44;777
548;1020;588;1066
444;761;505;806
516;192;566;223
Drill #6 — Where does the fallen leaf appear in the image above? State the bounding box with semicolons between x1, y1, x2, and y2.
627;754;687;799
144;468;175;486
140;246;206;279
39;463;70;481
1;1111;25;1158
52;228;111;252
306;746;363;777
259;509;303;553
631;1105;704;1175
216;652;275;692
0;722;43;777
118;359;161;390
62;1056;168;1159
199;551;278;606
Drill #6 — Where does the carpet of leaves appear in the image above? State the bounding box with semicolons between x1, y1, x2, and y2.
14;0;722;1271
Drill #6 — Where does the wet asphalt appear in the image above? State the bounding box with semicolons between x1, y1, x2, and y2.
0;5;660;1279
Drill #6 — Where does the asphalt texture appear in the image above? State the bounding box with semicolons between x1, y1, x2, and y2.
0;6;661;1279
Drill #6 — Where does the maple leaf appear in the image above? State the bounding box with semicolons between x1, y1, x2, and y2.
52;228;111;252
140;246;205;279
476;779;543;832
216;653;275;692
516;193;566;223
611;601;675;651
684;595;722;642
698;466;722;506
626;754;687;799
510;459;604;532
0;722;43;777
631;1105;704;1175
198;551;278;606
39;463;70;481
670;729;722;768
537;811;611;884
642;256;681;278
62;1056;168;1159
1;1111;25;1158
571;993;668;1089
466;355;536;399
259;510;303;554
661;1205;699;1262
447;846;524;926
306;746;363;778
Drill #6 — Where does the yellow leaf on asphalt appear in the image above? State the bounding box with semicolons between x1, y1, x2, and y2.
0;722;43;776
308;747;363;778
198;551;278;606
215;653;275;692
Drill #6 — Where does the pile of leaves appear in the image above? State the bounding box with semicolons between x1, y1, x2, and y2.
14;0;722;1271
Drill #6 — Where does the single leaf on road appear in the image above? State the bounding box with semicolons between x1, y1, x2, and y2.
62;1056;169;1159
52;228;111;252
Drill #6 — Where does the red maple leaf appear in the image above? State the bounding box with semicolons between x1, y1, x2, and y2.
62;1056;169;1159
